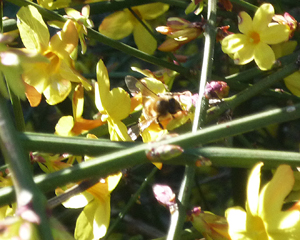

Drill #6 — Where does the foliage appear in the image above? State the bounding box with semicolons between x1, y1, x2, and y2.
1;0;300;239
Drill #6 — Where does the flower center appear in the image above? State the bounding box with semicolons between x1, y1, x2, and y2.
44;51;60;73
249;31;260;44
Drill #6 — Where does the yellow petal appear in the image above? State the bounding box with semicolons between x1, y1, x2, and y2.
253;3;274;33
55;187;93;208
225;207;248;239
284;72;300;96
93;199;110;239
238;11;253;34
22;62;49;93
106;87;131;120
233;42;255;65
50;20;78;55
99;10;134;40
260;24;289;44
133;22;157;55
43;77;72;105
55;116;74;136
259;165;294;219
107;172;122;192
134;3;169;20
247;162;264;216
24;82;42;107
96;60;110;106
253;42;275;70
221;34;248;55
108;118;131;141
73;84;84;119
74;200;96;240
17;5;50;51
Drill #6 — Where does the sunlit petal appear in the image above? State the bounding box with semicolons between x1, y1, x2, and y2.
253;3;274;33
50;20;78;55
254;42;275;70
233;43;254;65
17;5;49;51
247;162;263;216
221;34;248;54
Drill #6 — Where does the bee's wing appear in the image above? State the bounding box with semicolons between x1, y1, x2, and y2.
128;119;155;141
125;75;158;98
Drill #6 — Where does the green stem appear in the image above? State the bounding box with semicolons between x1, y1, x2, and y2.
7;85;25;132
206;62;299;123
168;1;215;239
19;132;136;156
0;93;53;240
104;167;158;239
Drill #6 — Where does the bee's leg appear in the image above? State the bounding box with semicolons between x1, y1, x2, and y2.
156;117;164;129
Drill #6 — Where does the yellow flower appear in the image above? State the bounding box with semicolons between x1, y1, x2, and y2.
95;60;131;141
56;135;122;240
0;34;47;100
226;162;300;240
221;3;290;70
99;3;169;55
55;84;103;136
17;5;91;106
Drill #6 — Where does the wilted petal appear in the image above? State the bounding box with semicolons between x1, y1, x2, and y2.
260;24;289;44
254;42;275;70
99;10;134;40
158;38;180;52
253;3;274;33
133;22;157;55
238;11;253;34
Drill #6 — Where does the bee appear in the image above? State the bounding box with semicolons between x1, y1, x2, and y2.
125;76;188;140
